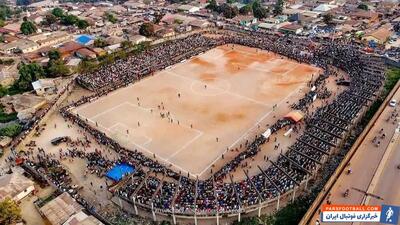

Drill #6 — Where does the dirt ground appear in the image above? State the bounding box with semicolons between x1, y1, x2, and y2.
72;45;321;179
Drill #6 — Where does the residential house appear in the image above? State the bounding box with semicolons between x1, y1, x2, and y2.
362;25;393;45
3;22;22;34
102;25;124;37
31;79;57;96
130;35;147;45
178;5;200;13
189;19;211;29
63;211;104;225
76;48;97;59
156;28;175;38
92;48;107;57
104;43;121;53
58;41;84;59
233;15;257;27
29;32;72;48
349;10;379;23
258;22;276;31
279;23;303;34
0;167;35;202
27;0;60;9
28;14;44;25
38;193;83;225
313;4;338;12
0;39;39;54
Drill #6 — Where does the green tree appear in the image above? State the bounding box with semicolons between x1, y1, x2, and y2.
153;12;164;24
273;0;284;15
206;0;218;11
42;14;57;26
16;63;45;91
139;22;155;37
61;14;78;26
0;4;12;20
218;3;238;19
105;12;117;23
77;19;89;29
121;40;133;50
239;4;252;15
0;198;21;224
0;123;22;137
48;49;60;61
0;19;4;27
78;59;98;73
46;60;70;77
253;0;268;19
323;13;334;25
94;38;108;48
20;20;37;35
357;3;368;10
52;7;64;18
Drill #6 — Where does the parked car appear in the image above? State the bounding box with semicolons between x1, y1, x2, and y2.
389;99;397;107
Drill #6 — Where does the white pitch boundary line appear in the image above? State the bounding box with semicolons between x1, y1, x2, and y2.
109;122;153;146
90;102;127;120
74;87;123;113
89;101;205;176
167;131;203;160
196;77;310;177
89;115;195;176
166;70;270;107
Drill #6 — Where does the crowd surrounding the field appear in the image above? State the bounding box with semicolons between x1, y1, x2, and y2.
54;30;387;216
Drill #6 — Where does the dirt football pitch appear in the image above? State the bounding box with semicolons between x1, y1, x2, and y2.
72;44;321;179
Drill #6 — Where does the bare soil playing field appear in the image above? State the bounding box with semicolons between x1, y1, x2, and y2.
72;45;321;179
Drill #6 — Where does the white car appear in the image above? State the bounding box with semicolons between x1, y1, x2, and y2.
389;99;397;107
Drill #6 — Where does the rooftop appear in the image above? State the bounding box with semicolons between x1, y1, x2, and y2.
39;192;83;225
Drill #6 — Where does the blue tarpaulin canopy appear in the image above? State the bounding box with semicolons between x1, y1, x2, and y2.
105;163;135;181
75;35;94;45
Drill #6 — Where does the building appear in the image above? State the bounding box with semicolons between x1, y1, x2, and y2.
258;22;276;31
29;32;72;47
104;43;121;53
0;93;47;115
0;136;12;148
279;23;303;34
178;5;200;13
313;4;338;12
0;167;35;202
58;41;84;58
0;39;39;54
233;15;257;27
76;48;97;59
130;35;147;45
27;0;60;9
189;19;210;29
31;79;57;96
362;25;393;45
156;28;175;38
3;22;22;34
39;193;83;225
63;211;104;225
349;10;379;23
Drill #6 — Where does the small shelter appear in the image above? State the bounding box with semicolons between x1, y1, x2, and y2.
284;110;304;123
